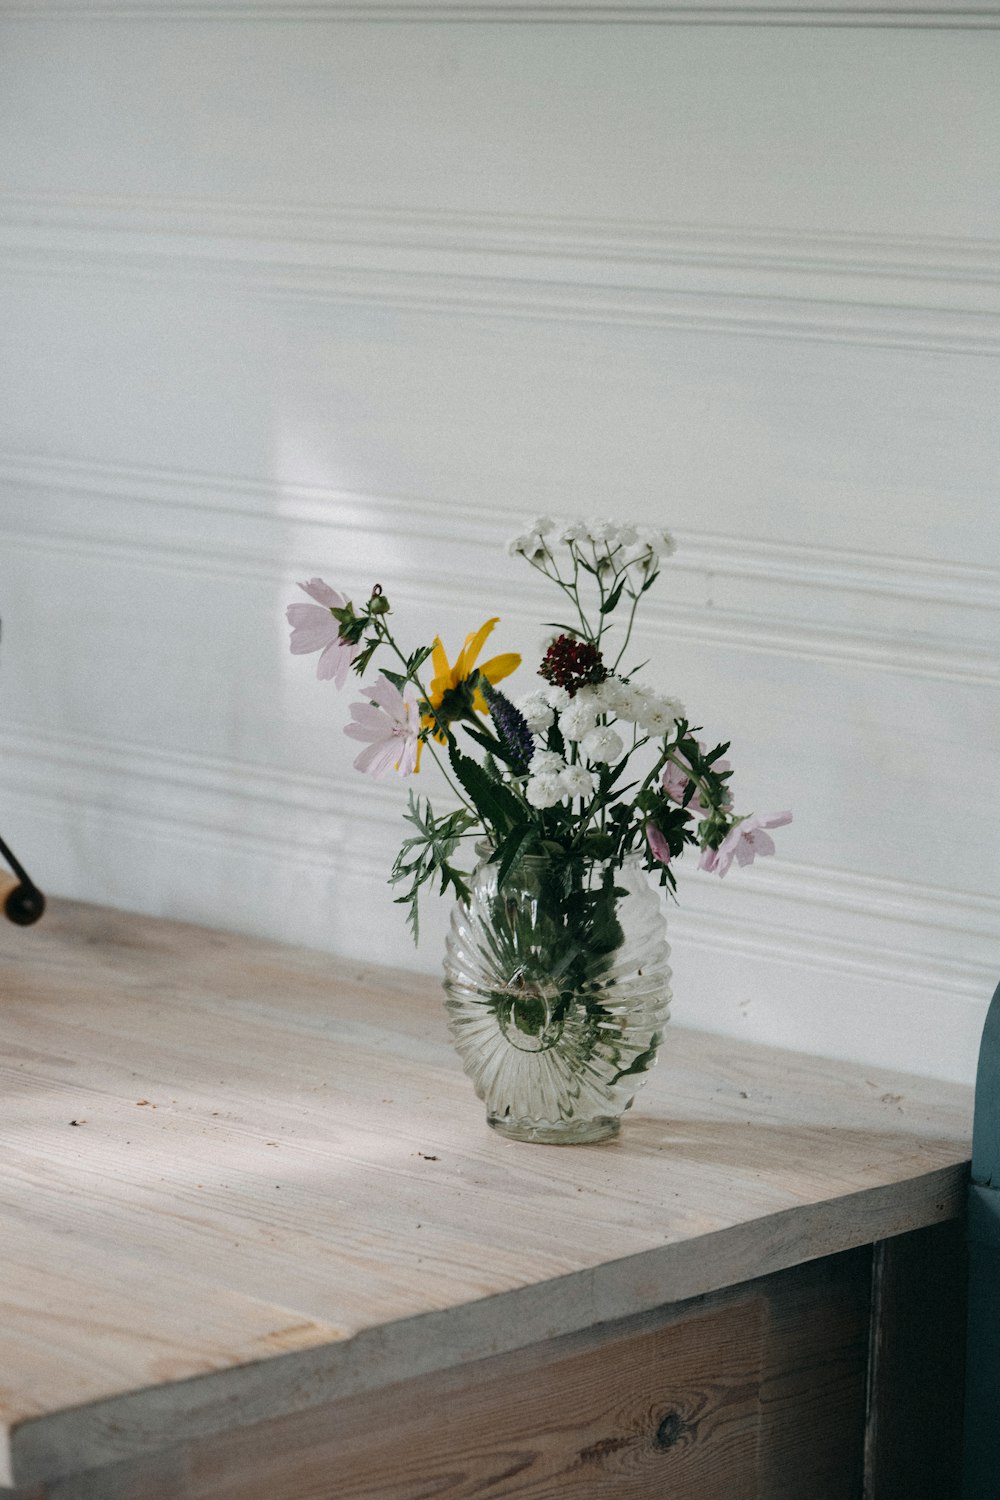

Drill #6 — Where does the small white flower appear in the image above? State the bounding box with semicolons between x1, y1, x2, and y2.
516;692;554;733
572;684;601;707
593;675;631;714
559;520;590;544
507;529;550;562
542;683;571;712
638;698;681;735
531;750;567;776
525;773;565;809
617;523;639;546
613;682;649;723
624;542;657;575
527;514;555;536
560;764;597;799
639;526;677;559
581;726;625;764
560;696;600;742
586;517;617;544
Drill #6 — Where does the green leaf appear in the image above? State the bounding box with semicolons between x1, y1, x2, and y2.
609;1042;660;1087
492;821;533;890
599;578;627;615
461;721;512;765
599;757;633;795
380;668;406;690
351;638;380;676
448;744;522;835
407;644;434;677
389;792;476;943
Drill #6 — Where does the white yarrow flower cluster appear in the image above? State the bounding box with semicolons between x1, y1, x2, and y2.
516;670;686;787
516;691;554;733
508;514;677;570
554;676;685;740
525;751;599;807
580;726;624;765
507;515;555;561
516;681;575;732
560;694;600;742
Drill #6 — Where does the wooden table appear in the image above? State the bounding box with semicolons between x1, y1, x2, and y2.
0;901;973;1499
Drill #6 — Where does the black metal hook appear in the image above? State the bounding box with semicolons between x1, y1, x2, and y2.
0;832;45;926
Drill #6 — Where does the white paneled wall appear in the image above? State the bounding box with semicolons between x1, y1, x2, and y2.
1;8;998;1083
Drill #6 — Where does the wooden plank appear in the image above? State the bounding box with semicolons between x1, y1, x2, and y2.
14;1248;874;1500
757;1248;871;1497
0;900;973;1489
864;1220;967;1499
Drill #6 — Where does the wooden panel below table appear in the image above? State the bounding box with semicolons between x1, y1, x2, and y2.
11;1242;883;1500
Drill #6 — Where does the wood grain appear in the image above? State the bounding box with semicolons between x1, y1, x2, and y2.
0;900;973;1490
13;1249;874;1500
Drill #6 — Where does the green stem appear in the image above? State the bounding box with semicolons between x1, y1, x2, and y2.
371;617;477;815
612;581;644;672
660;745;727;819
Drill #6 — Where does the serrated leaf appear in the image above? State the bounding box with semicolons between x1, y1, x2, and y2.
448;745;522;835
351;638;380;675
407;644;434;675
461;721;512;764
389;792;476;945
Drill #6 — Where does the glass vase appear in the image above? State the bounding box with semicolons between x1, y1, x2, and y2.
442;846;671;1144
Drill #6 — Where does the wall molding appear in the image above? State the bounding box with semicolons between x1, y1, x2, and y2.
2;719;996;1004
1;196;997;352
1;450;997;685
4;1;999;26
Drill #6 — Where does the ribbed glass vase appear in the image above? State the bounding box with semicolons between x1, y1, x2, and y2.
443;846;671;1144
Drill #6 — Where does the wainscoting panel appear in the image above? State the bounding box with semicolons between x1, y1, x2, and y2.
0;14;997;1083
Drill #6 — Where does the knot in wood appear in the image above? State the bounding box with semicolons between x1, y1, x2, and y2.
655;1411;684;1450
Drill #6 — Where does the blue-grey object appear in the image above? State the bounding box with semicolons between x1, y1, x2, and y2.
963;977;1000;1499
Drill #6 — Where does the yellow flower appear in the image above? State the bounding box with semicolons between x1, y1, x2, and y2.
424;618;520;742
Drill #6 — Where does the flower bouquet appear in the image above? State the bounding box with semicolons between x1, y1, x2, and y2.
288;517;790;1144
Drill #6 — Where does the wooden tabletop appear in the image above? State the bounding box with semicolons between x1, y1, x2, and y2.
0;900;973;1491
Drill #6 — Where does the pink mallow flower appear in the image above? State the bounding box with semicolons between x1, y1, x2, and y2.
699;811;792;878
662;746;731;816
286;578;360;687
344;676;422;779
662;756;700;810
645;822;672;867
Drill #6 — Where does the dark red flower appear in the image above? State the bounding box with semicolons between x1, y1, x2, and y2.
538;635;608;698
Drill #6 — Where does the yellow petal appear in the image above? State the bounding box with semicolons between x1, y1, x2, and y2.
428;670;450;706
455;617;499;680
479;651;521;687
430;636;450;685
